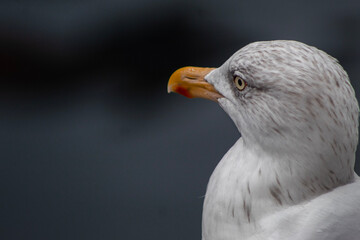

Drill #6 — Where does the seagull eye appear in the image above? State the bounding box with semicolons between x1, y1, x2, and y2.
234;76;247;91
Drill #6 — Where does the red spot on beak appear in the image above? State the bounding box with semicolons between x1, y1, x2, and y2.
175;86;192;98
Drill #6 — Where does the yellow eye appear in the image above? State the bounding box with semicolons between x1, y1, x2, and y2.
234;76;247;91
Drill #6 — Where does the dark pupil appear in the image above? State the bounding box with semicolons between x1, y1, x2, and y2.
238;79;243;86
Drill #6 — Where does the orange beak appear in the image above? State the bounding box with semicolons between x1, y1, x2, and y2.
167;67;223;102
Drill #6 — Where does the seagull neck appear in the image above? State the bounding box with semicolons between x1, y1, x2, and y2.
241;138;339;208
202;137;341;235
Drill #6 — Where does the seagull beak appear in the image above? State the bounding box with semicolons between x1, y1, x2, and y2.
167;66;223;102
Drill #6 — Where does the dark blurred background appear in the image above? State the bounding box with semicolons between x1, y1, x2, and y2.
1;0;360;239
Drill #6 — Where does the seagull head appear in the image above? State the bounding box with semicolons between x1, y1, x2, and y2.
168;40;358;185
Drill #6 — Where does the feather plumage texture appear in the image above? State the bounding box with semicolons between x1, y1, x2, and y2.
201;41;360;240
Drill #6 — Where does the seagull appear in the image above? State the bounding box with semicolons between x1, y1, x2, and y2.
167;40;360;240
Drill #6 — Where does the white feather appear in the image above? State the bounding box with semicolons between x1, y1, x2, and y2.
201;40;360;240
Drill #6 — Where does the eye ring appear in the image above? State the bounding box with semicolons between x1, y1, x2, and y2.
234;76;247;91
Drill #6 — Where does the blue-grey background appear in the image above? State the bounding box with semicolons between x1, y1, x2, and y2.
1;0;360;239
